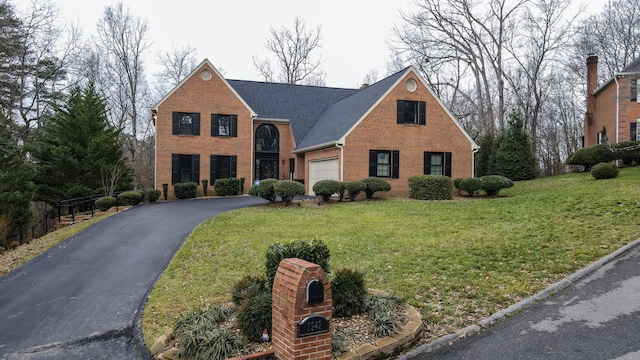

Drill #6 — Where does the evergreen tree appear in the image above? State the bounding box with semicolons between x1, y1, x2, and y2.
475;131;500;177
0;110;34;245
494;109;538;181
32;82;132;203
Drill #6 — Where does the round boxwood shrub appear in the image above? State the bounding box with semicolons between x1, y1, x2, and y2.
313;179;341;202
95;196;116;211
591;162;619;179
174;182;198;199
236;288;272;343
265;238;331;284
331;268;367;318
345;181;366;201
147;189;161;203
117;191;143;206
360;177;391;199
215;178;241;196
458;177;484;197
480;175;514;196
247;178;278;202
408;175;453;200
273;180;306;204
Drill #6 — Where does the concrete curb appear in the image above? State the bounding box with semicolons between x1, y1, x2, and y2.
395;238;640;360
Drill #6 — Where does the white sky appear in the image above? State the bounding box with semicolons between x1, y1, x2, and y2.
21;0;609;89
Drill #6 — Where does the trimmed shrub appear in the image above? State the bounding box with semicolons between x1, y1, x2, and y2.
453;178;463;193
611;141;640;166
338;182;346;201
331;268;367;318
201;179;209;196
345;181;366;201
174;182;198;200
215;178;241;196
117;191;143;206
458;177;484;197
95;196;116;211
265;238;331;284
248;178;278;202
147;189;161;203
480;175;514;197
360;177;391;199
567;144;615;171
232;274;269;307
408;175;453;200
273;180;306;204
236;288;272;343
173;306;241;360
591;162;619;179
313;179;341;202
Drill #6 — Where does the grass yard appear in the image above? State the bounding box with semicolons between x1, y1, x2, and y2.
142;167;640;346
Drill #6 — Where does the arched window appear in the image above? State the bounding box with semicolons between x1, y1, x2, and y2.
255;124;279;152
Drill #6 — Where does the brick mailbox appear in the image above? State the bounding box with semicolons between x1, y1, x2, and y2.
272;258;332;360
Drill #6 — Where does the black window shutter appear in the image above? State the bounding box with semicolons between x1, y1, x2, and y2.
369;150;377;176
632;79;638;102
392;150;400;178
211;114;219;136
210;155;218;181
444;152;452;177
424;152;431;174
193;113;200;135
230;156;237;177
192;155;200;184
631;123;637;141
419;101;426;125
171;154;179;184
172;112;180;135
397;100;404;124
231;115;238;137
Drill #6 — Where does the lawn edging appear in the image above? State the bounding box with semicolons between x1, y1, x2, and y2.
395;238;640;360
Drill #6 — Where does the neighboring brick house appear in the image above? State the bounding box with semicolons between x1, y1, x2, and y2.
585;55;640;147
152;59;479;198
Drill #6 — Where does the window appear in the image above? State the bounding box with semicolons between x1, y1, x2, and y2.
171;154;200;184
211;114;238;137
397;100;426;125
172;112;200;135
210;155;237;181
598;131;608;144
631;122;639;141
632;79;640;102
424;152;452;177
369;150;399;178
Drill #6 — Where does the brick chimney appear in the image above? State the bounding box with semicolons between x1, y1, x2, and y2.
584;54;598;146
359;83;370;90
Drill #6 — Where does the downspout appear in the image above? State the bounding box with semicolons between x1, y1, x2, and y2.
152;110;157;189
336;142;345;181
472;148;479;178
614;75;620;144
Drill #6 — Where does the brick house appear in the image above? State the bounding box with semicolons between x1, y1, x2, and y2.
152;59;479;198
585;55;640;147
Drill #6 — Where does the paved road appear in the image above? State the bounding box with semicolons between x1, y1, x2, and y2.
0;196;267;359
401;241;640;360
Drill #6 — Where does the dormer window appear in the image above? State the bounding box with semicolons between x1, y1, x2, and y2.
397;100;426;125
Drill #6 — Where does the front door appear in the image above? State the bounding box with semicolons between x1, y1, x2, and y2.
255;157;279;180
255;123;280;181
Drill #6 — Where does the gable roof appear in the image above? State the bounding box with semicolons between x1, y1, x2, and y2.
594;55;640;96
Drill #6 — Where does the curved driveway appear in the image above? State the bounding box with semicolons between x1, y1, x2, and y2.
0;196;266;359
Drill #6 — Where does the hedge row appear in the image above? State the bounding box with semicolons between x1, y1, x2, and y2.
312;178;391;202
454;175;514;197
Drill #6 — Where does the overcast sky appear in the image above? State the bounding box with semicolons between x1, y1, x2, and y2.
20;0;609;89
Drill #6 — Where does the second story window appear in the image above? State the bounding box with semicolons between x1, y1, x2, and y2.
397;100;426;125
211;114;238;137
172;112;200;136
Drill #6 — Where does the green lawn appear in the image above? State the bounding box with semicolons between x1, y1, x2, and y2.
142;167;640;345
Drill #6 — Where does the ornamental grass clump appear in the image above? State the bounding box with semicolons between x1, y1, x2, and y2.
173;305;241;360
365;294;406;337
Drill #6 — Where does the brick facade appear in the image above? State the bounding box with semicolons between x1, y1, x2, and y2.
153;60;478;199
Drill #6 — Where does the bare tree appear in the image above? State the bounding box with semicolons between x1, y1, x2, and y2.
96;2;151;166
361;69;378;87
253;16;325;85
153;45;197;98
574;0;640;83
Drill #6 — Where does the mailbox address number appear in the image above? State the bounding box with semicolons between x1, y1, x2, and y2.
297;314;329;337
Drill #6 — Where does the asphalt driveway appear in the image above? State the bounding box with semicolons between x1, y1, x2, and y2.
0;196;267;359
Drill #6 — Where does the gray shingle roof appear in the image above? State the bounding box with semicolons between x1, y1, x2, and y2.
227;68;408;151
622;56;640;73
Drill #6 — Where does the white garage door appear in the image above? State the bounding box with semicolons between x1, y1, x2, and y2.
308;159;339;194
